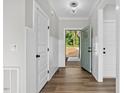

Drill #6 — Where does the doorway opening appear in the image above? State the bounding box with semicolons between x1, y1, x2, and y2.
65;29;81;68
65;26;92;73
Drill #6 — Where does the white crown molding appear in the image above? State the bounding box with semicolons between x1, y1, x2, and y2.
88;0;100;18
48;0;59;18
48;0;115;21
48;0;93;21
88;0;116;18
59;17;89;20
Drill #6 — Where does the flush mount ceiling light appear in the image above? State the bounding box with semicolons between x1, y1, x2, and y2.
70;1;79;14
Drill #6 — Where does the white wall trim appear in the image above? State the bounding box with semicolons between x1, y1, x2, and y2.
59;17;88;21
92;72;98;81
25;26;33;31
34;2;49;20
103;76;116;78
97;9;104;82
64;28;83;31
4;66;20;93
104;20;116;23
49;67;59;80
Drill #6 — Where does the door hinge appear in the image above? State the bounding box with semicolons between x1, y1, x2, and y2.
47;70;49;73
48;26;50;29
47;48;49;52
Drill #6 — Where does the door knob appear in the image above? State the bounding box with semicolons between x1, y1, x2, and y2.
88;50;92;52
103;48;106;50
36;54;40;58
103;51;106;54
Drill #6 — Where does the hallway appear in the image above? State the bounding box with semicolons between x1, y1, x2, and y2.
3;0;118;93
41;62;115;93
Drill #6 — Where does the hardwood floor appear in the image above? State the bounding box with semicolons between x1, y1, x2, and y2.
66;61;80;68
41;62;115;93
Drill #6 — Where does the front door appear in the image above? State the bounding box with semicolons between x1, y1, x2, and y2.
81;26;92;73
35;7;49;92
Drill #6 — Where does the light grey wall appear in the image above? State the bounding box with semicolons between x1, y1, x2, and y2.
25;0;33;28
103;5;116;20
58;19;88;67
3;0;26;93
4;0;59;93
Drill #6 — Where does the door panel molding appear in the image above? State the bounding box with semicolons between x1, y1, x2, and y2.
34;2;49;92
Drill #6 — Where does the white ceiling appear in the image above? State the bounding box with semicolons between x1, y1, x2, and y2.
48;0;97;19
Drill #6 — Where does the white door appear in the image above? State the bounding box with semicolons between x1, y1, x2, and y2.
35;7;49;92
103;21;116;77
81;26;92;73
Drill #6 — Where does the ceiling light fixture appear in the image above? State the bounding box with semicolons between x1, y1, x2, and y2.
70;1;78;14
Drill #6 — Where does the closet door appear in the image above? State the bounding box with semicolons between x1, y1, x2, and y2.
103;21;116;77
35;7;49;92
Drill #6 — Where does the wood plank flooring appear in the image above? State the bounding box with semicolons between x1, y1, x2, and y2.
41;62;115;93
66;61;80;68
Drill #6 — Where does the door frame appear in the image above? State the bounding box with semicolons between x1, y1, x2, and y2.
64;27;93;72
34;2;50;92
97;8;104;82
64;28;82;65
97;0;116;82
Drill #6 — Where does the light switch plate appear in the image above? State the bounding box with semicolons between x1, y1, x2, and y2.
10;44;17;51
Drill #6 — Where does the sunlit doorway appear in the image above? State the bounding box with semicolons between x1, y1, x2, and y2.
65;30;81;68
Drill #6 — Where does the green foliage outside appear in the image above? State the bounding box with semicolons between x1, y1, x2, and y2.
66;31;80;47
